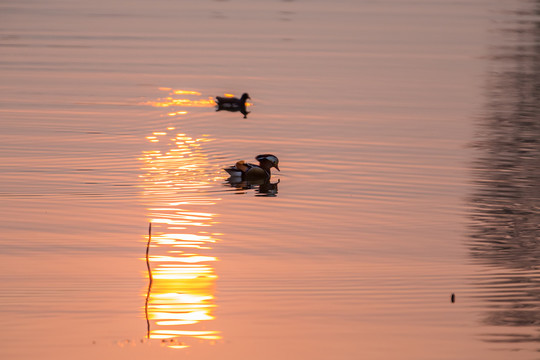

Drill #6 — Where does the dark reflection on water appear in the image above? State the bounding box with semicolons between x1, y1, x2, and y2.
469;0;540;347
225;178;279;197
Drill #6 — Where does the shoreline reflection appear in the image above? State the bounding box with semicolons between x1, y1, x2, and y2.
469;0;540;349
139;128;223;349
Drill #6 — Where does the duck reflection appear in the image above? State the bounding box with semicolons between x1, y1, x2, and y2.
226;178;280;197
139;129;223;349
469;1;540;347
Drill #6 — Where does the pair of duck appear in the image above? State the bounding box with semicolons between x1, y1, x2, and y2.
219;93;280;181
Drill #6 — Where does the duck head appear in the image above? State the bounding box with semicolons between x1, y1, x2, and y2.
240;93;250;102
255;154;280;172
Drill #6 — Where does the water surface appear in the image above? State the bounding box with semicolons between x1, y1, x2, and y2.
1;0;539;359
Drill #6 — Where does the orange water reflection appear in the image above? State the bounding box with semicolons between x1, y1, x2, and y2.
139;128;223;349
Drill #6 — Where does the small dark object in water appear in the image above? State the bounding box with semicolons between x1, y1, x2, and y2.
215;93;250;118
451;293;455;303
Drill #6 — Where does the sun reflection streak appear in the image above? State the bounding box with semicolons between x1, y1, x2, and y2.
139;121;224;349
142;88;215;108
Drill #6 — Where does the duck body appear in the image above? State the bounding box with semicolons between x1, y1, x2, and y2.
224;154;279;181
215;93;250;118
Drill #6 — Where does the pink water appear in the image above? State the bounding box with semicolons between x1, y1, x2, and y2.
1;0;539;359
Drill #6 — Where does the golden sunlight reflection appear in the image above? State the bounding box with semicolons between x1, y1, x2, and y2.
139;128;224;349
141;88;252;111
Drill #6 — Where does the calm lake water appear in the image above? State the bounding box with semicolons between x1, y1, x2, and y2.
1;0;539;359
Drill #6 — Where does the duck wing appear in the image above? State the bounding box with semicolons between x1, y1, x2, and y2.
217;95;244;104
224;166;242;176
216;96;239;103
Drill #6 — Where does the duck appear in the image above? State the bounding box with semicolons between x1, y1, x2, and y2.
224;154;280;181
215;93;250;118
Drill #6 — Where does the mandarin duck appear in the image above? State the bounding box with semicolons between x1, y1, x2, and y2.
224;154;280;180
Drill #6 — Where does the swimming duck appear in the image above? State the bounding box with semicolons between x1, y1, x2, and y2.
224;154;280;180
215;93;250;118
